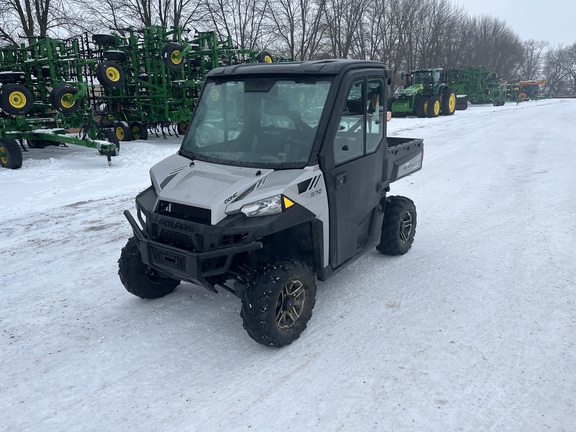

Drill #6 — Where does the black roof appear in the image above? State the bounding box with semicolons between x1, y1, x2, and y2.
206;59;387;78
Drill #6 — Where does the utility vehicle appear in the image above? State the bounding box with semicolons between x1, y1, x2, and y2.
119;59;424;347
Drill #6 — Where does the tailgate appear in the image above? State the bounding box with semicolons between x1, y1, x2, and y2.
387;137;424;182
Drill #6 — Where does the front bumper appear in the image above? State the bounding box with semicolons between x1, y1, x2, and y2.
124;210;263;290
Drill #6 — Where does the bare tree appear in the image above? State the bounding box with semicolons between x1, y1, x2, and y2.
543;44;576;96
518;39;549;80
324;0;367;58
465;15;524;78
205;0;270;51
267;0;327;60
0;0;71;44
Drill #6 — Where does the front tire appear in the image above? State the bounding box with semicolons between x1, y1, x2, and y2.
118;237;180;299
416;97;428;118
0;139;23;169
377;196;417;255
427;95;440;117
241;260;316;347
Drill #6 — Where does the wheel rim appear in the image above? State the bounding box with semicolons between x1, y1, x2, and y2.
263;55;273;63
276;279;306;329
423;100;428;112
60;93;75;109
399;211;413;243
9;91;27;109
433;100;440;115
0;145;7;164
115;126;124;140
132;125;141;140
106;66;120;82
170;50;182;65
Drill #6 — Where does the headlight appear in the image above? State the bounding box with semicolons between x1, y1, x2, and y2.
241;195;283;217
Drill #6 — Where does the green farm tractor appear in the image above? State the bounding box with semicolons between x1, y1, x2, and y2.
391;68;456;118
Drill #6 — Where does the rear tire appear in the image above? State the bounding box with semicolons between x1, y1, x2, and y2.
377;196;417;255
241;259;316;347
118;237;180;299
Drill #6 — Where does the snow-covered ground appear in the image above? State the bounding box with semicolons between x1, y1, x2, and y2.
1;99;575;431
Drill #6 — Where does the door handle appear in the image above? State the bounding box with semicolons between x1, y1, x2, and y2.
335;172;347;189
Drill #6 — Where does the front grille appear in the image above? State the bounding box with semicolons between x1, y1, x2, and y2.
159;230;204;251
152;247;186;270
157;200;211;224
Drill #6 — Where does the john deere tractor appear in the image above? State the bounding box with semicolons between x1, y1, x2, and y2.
391;68;456;118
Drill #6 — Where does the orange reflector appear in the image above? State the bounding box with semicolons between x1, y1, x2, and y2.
283;196;294;209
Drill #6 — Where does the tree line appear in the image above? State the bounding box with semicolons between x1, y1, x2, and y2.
1;0;575;95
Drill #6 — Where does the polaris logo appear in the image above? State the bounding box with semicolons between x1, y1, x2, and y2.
158;218;195;232
402;158;421;172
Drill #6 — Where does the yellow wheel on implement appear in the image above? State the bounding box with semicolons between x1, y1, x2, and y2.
0;83;34;115
95;61;125;90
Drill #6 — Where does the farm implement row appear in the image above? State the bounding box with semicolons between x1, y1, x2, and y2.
0;26;271;169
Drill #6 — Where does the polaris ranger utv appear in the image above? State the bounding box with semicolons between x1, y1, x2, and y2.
119;59;424;347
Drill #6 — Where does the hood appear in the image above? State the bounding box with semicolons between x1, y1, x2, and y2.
150;154;309;225
399;84;424;96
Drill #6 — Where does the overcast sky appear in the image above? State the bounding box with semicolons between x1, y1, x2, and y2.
454;0;575;46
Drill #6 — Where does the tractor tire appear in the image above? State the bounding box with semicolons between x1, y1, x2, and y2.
130;121;148;140
416;97;428;118
162;43;185;71
92;34;117;46
95;61;125;90
441;89;457;115
103;50;127;62
51;84;81;114
427;95;440;117
0;71;25;84
0;83;33;116
114;121;132;141
455;96;469;110
177;121;188;135
241;259;316;347
376;196;417;255
118;237;180;299
0;139;23;169
256;50;273;63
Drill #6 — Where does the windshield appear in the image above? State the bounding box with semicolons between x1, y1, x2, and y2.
180;78;332;168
